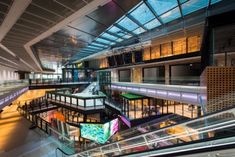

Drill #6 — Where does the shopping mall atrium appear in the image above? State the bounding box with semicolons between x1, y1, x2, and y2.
0;0;235;157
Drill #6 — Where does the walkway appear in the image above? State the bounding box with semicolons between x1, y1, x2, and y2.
0;103;59;157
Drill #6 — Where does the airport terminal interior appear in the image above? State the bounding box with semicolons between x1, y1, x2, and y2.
0;0;235;157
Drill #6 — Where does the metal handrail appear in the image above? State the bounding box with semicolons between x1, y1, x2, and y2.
73;107;235;157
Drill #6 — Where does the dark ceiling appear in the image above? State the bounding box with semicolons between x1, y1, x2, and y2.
33;0;141;66
0;0;95;71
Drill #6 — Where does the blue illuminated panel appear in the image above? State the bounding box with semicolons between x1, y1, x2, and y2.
95;38;115;45
87;45;103;50
144;19;161;30
122;34;132;39
130;3;155;25
117;17;139;31
147;0;178;15
117;38;124;42
181;0;209;16
159;7;181;23
210;0;221;5
133;27;146;35
101;33;118;41
108;26;125;36
90;42;108;48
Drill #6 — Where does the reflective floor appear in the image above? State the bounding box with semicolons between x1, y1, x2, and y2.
0;103;59;157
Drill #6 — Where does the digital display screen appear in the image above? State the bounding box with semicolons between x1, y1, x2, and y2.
80;118;119;144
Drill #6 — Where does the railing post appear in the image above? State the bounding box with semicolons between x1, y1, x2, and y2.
84;99;86;108
93;98;96;109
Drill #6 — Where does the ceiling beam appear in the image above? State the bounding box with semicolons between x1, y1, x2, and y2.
0;43;36;71
0;0;32;42
25;0;111;72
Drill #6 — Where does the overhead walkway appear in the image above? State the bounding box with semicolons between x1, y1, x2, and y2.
29;81;90;90
0;80;28;110
67;106;235;157
46;83;106;113
111;82;206;105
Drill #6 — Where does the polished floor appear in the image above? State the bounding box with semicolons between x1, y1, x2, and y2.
0;103;59;157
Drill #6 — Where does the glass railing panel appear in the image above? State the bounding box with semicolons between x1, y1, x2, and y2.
118;136;146;150
101;143;119;153
87;148;102;157
72;98;77;105
74;107;235;157
56;95;60;101
66;97;70;103
61;96;65;102
78;99;84;107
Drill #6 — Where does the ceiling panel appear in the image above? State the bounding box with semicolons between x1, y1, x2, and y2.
113;0;141;12
25;4;62;23
54;0;87;12
69;16;106;37
87;1;124;27
0;3;9;13
32;0;73;18
0;0;13;6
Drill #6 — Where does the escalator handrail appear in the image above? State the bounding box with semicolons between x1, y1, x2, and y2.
56;147;75;157
75;106;235;156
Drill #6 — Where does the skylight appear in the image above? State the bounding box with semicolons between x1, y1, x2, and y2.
130;3;155;25
181;0;209;16
159;7;181;23
75;0;223;60
117;17;139;31
147;0;178;15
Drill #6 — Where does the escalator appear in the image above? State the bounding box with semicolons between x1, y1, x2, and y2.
61;106;235;157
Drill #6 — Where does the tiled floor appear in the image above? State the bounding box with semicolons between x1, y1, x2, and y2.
0;104;59;157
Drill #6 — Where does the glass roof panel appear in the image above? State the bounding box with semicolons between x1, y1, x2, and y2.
117;16;139;31
95;38;114;45
130;3;155;25
90;42;108;48
83;48;97;52
133;27;146;35
210;0;221;5
179;0;187;3
108;26;127;37
181;0;209;16
87;45;103;50
147;0;178;16
101;32;118;41
122;34;132;39
159;7;181;23
144;18;161;30
117;38;124;42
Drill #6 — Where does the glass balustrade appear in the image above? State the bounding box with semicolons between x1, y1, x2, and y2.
72;107;235;157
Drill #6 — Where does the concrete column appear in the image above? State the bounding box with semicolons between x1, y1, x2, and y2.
165;64;170;84
132;67;142;83
111;69;118;82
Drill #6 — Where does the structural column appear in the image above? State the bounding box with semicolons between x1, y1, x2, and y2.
165;64;170;84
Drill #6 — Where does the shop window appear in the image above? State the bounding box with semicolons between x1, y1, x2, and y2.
173;38;186;55
161;42;172;57
187;36;201;53
151;45;160;59
143;47;151;61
